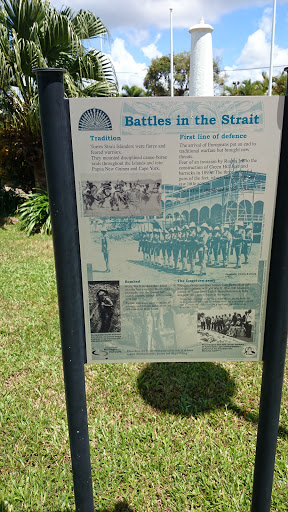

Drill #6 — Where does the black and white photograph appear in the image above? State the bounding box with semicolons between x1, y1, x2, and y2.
82;177;162;217
121;305;198;352
136;219;255;275
89;281;121;334
87;170;265;284
197;309;255;344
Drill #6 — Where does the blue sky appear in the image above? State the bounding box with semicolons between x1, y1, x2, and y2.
52;0;288;91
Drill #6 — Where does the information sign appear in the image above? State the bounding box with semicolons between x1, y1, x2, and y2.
69;96;284;363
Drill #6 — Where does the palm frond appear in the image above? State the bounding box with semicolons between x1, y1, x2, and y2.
0;0;119;192
2;0;48;38
72;9;110;40
79;79;118;97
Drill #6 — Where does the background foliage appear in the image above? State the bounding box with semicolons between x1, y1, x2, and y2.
0;0;118;191
143;53;225;96
0;180;20;217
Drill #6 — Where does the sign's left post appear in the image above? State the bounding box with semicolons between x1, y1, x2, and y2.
34;68;94;512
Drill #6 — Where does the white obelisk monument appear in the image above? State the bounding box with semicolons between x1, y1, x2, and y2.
189;18;214;96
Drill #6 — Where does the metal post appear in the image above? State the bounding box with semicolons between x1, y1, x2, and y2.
34;69;94;512
268;0;277;96
251;69;288;511
170;8;174;97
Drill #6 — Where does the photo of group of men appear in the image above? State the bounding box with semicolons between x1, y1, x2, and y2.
138;221;254;275
82;177;161;217
198;310;254;343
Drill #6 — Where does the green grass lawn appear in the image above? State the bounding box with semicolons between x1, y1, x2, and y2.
0;224;287;512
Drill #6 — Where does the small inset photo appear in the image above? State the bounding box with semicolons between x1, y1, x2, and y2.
81;177;162;217
88;281;121;334
197;309;255;344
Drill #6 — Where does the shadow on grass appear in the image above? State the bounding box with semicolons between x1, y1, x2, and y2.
277;424;288;438
228;402;288;439
54;509;74;512
137;362;288;437
137;362;235;417
98;500;135;511
0;502;9;512
53;499;135;512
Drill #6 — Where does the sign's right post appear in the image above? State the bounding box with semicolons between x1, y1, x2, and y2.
251;68;288;512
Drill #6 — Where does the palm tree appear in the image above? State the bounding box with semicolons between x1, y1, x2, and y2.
121;84;146;97
224;78;266;97
261;71;286;95
272;72;287;95
0;0;118;189
237;79;266;96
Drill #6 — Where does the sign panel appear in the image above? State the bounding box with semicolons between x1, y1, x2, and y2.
69;96;284;363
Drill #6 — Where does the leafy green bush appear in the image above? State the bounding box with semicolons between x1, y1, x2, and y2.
18;189;51;235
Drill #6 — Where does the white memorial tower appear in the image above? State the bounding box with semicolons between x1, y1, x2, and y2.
189;18;214;96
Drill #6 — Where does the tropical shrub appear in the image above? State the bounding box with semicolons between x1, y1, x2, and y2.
17;189;51;235
0;0;118;190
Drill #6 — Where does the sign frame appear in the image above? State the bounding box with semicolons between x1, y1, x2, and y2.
69;94;283;365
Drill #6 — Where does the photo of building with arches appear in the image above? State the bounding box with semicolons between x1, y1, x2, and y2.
162;170;265;243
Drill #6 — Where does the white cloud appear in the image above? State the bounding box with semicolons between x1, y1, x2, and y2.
52;1;272;31
50;1;288;91
108;38;147;91
224;8;288;85
258;7;272;35
141;33;162;59
125;29;150;47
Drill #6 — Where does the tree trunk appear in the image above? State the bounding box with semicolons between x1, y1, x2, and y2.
32;154;47;189
26;143;47;190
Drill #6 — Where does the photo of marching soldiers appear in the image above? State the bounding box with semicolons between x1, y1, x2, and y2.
197;309;255;344
137;169;265;275
138;221;254;275
81;177;162;217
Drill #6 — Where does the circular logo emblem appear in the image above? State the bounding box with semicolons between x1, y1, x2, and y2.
242;345;257;357
78;108;112;131
92;350;109;360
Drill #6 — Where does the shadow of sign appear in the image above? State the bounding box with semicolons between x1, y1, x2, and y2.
137;362;288;436
54;500;137;512
54;509;74;512
137;362;236;417
99;500;136;512
53;499;135;512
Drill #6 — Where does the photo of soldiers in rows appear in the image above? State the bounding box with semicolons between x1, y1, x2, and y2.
198;310;253;340
138;221;254;275
82;178;161;217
